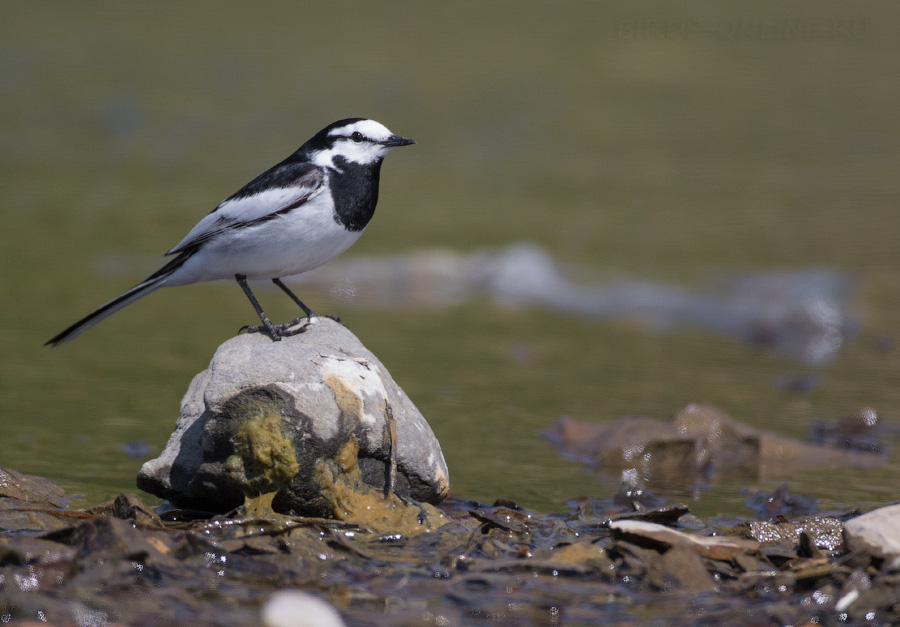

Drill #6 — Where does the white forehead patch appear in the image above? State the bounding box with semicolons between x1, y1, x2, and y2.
327;119;393;142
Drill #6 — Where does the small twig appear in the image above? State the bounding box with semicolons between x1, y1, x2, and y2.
383;398;399;499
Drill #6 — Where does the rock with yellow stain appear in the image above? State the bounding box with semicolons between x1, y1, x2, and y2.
314;436;447;535
137;318;449;517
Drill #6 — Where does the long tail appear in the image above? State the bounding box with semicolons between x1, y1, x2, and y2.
45;251;194;346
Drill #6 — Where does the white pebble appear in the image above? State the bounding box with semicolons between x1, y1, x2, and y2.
261;590;346;627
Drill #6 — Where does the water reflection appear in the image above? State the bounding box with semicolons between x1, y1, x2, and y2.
279;242;857;364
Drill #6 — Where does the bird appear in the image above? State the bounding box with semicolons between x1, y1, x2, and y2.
46;118;414;346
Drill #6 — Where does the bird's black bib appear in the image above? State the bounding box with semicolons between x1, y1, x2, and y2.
330;157;382;232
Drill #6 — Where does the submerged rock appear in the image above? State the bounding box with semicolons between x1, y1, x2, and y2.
743;483;819;519
810;407;893;453
674;403;885;480
544;403;885;491
545;415;699;489
137;318;450;518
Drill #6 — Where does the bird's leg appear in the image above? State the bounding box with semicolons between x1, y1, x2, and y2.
273;278;342;326
272;278;314;318
270;278;316;336
236;274;283;341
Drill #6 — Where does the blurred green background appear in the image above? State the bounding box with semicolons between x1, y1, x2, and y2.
3;2;900;516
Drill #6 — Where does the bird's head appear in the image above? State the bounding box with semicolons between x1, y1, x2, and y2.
305;118;414;168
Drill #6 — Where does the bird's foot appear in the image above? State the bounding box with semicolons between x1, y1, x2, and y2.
280;315;314;337
240;315;315;340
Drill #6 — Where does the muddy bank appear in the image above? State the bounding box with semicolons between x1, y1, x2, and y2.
2;464;899;626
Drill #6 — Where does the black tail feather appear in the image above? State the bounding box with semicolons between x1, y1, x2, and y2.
45;250;195;346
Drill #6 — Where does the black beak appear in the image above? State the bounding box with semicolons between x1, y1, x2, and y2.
382;134;415;147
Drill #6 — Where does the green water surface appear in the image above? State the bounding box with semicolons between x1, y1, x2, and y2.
2;2;900;519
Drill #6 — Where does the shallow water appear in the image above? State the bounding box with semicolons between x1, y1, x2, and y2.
3;2;900;521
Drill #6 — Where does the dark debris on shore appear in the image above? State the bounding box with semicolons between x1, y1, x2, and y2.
0;464;898;626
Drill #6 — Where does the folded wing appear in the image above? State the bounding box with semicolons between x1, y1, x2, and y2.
166;165;325;255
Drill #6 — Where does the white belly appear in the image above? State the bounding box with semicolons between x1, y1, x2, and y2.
167;194;365;284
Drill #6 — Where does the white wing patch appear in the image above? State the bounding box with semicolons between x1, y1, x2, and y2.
166;182;324;255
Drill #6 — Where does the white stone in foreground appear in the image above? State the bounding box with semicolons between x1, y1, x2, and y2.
262;590;346;627
843;504;900;559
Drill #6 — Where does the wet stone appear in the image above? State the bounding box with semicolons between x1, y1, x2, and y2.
535;541;617;573
0;498;74;534
787;556;849;582
0;535;78;567
732;515;844;554
86;493;165;527
41;515;180;569
732;519;800;545
743;483;819;518
0;465;69;509
606;504;691;526
732;551;772;574
545;403;886;491
648;545;716;593
795;516;844;552
609;520;760;561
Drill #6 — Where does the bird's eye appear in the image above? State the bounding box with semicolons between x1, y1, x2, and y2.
350;132;365;143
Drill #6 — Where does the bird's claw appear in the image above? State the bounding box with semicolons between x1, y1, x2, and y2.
241;316;313;340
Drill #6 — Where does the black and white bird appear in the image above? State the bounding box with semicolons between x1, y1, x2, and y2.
46;118;414;346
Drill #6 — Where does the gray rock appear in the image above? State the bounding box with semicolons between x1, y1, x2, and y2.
137;318;450;516
0;464;69;508
544;404;885;492
843;504;900;559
